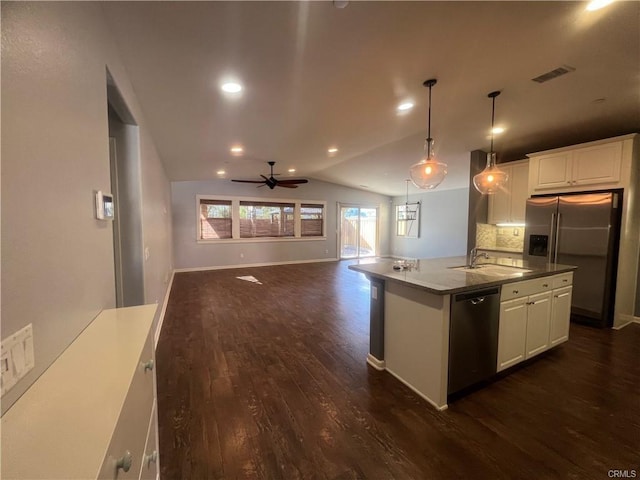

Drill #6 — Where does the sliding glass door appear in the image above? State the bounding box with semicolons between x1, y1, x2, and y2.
339;205;378;259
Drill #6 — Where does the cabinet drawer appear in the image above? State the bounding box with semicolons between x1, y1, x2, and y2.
140;401;159;480
501;276;554;301
97;330;155;480
552;272;573;288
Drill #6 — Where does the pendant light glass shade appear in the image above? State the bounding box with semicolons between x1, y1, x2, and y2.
473;152;508;194
409;140;448;189
473;91;508;195
409;79;448;189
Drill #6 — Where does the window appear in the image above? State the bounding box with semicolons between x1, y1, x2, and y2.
200;199;232;239
197;196;326;242
239;201;295;238
301;203;324;237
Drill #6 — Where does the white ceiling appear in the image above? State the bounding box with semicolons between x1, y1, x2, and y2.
102;1;640;197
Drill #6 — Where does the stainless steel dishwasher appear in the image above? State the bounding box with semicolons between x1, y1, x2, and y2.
448;286;500;395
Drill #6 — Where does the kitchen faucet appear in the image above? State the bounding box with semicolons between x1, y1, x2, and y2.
468;247;490;268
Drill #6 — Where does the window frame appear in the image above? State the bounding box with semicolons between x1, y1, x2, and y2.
196;194;327;243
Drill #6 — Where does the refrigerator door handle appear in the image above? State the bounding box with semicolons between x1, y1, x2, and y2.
548;212;556;264
554;212;561;264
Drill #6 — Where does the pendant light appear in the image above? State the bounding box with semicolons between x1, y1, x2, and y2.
409;79;447;189
473;91;509;195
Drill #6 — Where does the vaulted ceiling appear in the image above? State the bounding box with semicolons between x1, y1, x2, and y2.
102;1;640;197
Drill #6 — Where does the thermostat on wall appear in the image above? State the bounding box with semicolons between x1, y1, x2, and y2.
95;191;114;220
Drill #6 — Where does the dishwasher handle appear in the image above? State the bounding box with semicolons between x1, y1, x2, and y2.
454;287;500;303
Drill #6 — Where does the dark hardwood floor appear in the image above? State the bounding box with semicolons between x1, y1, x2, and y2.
156;261;640;479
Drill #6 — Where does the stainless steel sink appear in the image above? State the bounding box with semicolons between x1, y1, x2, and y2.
450;264;532;276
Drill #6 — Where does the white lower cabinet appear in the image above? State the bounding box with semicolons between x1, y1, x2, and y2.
524;291;552;358
497;273;572;372
497;298;527;371
550;286;572;346
98;328;156;480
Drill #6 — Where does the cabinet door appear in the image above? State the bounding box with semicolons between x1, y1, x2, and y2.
572;143;622;186
140;401;159;480
509;163;529;223
488;166;511;224
550;286;572;346
525;291;552;358
497;297;527;372
532;152;572;191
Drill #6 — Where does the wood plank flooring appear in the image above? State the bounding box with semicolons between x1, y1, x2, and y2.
156;261;640;479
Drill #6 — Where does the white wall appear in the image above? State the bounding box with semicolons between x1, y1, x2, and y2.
390;188;469;259
172;179;392;269
1;2;173;413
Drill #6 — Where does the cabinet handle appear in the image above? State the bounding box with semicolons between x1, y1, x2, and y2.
563;279;568;283
116;451;133;473
145;451;158;468
526;301;534;305
513;289;519;294
542;283;549;288
143;359;154;372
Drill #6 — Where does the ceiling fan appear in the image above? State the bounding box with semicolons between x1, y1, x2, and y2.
231;161;309;189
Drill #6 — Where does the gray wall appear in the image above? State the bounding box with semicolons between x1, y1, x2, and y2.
1;2;173;413
390;188;469;259
172;179;392;269
391;188;469;258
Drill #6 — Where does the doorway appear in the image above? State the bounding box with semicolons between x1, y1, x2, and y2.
339;205;378;259
107;72;145;307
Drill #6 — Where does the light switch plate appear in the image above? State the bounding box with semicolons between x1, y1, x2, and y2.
1;324;35;396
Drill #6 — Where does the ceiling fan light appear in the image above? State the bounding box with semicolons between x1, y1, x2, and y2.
473;152;509;195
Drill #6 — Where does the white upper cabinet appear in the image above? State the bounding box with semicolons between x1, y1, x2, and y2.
488;160;529;224
528;136;629;194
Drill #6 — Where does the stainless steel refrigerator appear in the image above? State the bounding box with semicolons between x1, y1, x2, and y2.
523;191;622;327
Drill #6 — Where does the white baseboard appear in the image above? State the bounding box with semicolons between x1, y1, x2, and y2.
154;270;175;350
635;316;640;324
366;354;386;370
385;367;448;411
174;257;339;273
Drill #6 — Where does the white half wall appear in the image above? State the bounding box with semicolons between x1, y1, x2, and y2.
391;188;470;259
172;179;392;269
1;2;173;414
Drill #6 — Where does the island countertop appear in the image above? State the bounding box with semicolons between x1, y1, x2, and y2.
348;256;576;295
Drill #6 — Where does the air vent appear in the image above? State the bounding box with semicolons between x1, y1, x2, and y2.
532;65;576;83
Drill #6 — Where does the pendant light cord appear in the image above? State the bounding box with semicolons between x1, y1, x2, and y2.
488;90;500;154
423;79;437;158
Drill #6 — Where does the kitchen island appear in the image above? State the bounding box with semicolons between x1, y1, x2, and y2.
349;256;576;410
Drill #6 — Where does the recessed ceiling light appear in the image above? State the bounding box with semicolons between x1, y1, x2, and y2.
492;127;505;134
217;170;226;175
328;147;338;154
230;145;244;155
288;168;296;173
221;82;243;93
397;101;414;112
586;0;613;11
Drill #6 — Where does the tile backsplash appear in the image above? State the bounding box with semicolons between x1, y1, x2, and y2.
476;223;524;252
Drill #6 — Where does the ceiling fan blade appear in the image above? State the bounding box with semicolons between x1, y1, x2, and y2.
276;183;298;188
231;179;267;184
277;179;308;185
